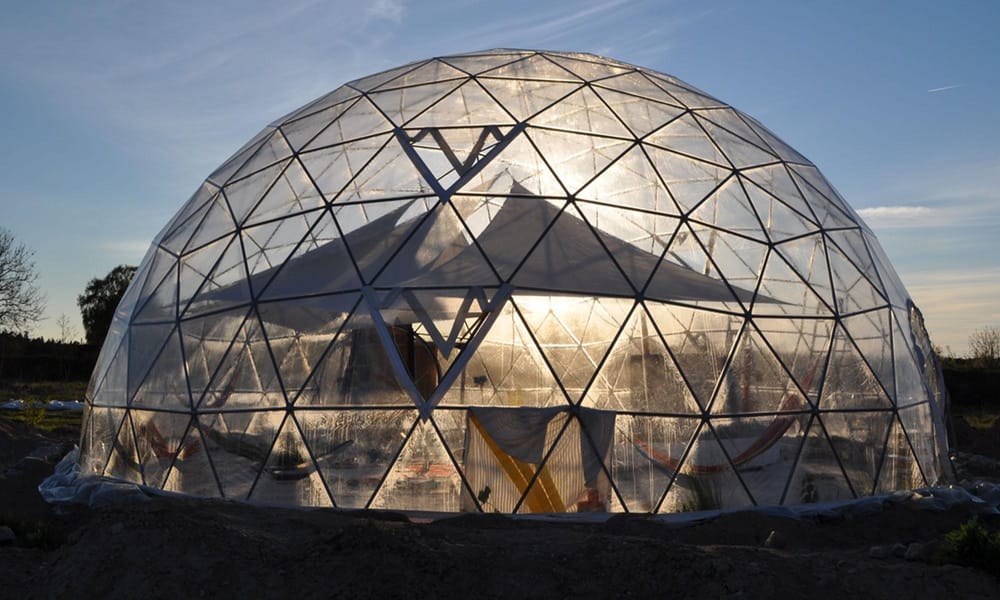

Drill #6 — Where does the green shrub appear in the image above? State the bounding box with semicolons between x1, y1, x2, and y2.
22;399;46;428
940;518;1000;576
0;514;65;550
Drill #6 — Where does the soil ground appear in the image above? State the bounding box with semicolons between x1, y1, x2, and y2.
2;412;999;599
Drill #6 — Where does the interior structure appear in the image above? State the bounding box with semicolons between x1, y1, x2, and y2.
78;49;951;513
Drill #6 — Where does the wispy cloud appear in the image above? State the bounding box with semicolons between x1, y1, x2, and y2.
0;1;409;174
446;0;634;49
367;0;405;23
927;84;961;93
100;240;152;258
856;205;937;227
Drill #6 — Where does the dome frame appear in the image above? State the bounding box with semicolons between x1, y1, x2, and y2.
79;49;950;514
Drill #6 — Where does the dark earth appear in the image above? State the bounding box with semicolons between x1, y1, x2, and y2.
2;414;999;599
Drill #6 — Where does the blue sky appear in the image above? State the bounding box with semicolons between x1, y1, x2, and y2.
1;0;997;354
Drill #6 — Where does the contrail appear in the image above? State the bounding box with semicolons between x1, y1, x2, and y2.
927;85;961;93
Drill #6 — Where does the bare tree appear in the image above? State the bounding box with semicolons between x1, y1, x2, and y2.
969;326;1000;368
0;229;46;333
56;313;79;343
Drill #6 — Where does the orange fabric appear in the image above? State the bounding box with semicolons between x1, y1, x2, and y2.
469;413;565;512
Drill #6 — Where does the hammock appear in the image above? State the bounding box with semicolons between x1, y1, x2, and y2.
634;361;819;475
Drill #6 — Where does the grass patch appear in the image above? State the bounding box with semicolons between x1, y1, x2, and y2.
0;380;88;404
0;380;86;433
0;514;65;550
939;518;1000;576
962;414;1000;430
1;410;83;433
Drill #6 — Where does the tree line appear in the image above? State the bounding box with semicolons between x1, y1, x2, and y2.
1;228;136;381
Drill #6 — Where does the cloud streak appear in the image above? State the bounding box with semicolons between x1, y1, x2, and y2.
927;84;961;93
367;0;405;22
856;205;937;227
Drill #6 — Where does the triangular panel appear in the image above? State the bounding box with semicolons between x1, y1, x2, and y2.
516;296;633;402
367;80;464;126
525;128;632;194
440;52;533;76
103;411;142;483
753;247;833;317
478;54;580;82
897;403;940;485
370;417;469;512
826;241;888;314
643;145;732;213
257;210;364;300
132;411;195;491
180;307;253;405
450;195;565;281
712;326;811;415
182;234;251;318
820;410;892;498
825;228;884;295
576;146;681;215
197;315;286;410
127;323;176;403
131;327;191;410
840;309;894;401
657;424;753;512
576;200;680;291
197;411;262;501
293;307;414;408
592;87;685;138
644;114;729;166
161;420;222;498
688;176;768;242
438;301;570;409
545;53;633;81
820;325;893;410
241;207;327;282
784;417;855;503
248;414;332;507
529;86;632;138
458;133;567;197
645;302;743;409
741;165;819;225
258;293;359;399
301;97;394;150
875;416;924;493
511;204;634;296
223;160;290;226
582;305;700;415
370;59;469;91
279;98;358;152
407;80;517;128
893;320;930;408
374;203;500;288
181;195;236;254
752;316;834;404
710;414;809;507
611;415;699;512
686;224;768;294
242;159;326;226
592;71;689;106
334;197;435;284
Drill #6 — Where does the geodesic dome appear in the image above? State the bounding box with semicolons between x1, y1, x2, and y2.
80;49;950;514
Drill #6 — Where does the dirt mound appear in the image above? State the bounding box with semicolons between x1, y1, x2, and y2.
15;498;996;599
1;415;999;599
